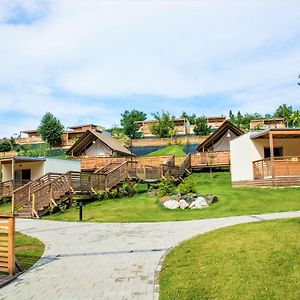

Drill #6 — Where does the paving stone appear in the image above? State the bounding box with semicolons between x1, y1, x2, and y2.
0;211;299;299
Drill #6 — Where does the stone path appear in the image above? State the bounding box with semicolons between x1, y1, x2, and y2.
1;211;300;300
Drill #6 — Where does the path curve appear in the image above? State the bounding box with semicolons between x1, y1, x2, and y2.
1;211;300;300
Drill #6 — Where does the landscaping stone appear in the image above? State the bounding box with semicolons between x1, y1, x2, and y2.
205;195;218;205
163;200;179;209
160;196;172;204
179;199;189;209
160;194;217;209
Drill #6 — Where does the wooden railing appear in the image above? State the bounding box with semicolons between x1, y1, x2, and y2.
0;214;15;275
12;173;61;212
253;156;300;179
104;162;128;189
79;156;127;171
0;180;13;198
178;153;191;177
191;151;230;167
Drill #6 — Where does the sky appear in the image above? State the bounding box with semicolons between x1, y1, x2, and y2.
0;0;300;137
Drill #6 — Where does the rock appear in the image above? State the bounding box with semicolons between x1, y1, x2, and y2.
189;197;208;209
160;196;171;204
170;195;180;202
163;200;179;209
205;195;218;205
179;199;189;209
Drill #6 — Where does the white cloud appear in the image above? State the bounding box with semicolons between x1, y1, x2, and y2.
0;0;300;136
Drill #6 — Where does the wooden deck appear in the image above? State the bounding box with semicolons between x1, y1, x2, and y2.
191;151;230;169
233;177;300;187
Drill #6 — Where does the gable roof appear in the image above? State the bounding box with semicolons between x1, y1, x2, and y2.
66;129;132;157
196;120;244;151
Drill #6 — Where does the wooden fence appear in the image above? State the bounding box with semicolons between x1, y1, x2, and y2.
0;214;15;275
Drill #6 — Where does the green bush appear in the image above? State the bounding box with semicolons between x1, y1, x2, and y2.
157;172;176;197
178;177;196;194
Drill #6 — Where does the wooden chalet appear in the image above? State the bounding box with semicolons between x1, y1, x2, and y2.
192;120;243;168
231;128;300;187
67;129;132;157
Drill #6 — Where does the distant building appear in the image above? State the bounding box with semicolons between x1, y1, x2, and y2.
190;116;226;134
135;118;190;137
249;118;286;130
16;124;106;148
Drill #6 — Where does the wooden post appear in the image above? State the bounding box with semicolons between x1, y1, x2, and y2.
269;131;275;179
11;158;15;189
7;216;15;276
32;194;35;218
11;192;15;214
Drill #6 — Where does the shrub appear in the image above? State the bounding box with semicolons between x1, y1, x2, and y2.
157;172;176;197
178;177;196;194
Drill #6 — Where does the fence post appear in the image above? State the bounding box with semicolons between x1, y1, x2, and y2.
7;216;15;276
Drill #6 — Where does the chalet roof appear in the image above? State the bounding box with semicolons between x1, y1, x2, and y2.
135;118;188;125
250;118;285;123
20;130;38;134
250;128;300;139
66;129;132;156
0;156;46;163
196;120;244;151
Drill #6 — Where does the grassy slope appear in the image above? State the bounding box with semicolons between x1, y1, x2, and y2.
159;218;300;300
146;145;186;157
43;172;300;222
0;202;11;214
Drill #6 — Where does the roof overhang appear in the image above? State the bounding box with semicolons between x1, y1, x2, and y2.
0;156;46;164
251;128;300;139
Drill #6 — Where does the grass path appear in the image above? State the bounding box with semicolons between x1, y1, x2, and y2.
159;218;300;300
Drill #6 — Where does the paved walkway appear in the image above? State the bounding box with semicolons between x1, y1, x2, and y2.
1;211;300;300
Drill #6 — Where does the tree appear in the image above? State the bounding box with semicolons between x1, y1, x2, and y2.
274;104;293;127
38;112;64;147
0;137;16;153
229;110;235;123
180;112;196;125
290;110;300;128
150;111;175;138
0;139;12;152
193;117;212;135
120;110;147;139
236;111;243;128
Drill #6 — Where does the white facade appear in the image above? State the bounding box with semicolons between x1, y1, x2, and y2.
1;157;80;182
43;158;80;174
230;132;300;182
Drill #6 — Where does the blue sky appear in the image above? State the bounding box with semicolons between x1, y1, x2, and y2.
0;0;300;137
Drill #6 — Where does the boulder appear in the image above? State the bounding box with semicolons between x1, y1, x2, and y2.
205;195;218;205
160;196;172;204
170;195;181;202
163;200;179;210
179;199;189;209
189;197;208;209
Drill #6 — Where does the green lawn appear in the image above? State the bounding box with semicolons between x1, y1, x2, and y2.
0;202;11;214
15;232;45;271
146;145;186;157
0;232;44;276
42;172;300;222
159;218;300;300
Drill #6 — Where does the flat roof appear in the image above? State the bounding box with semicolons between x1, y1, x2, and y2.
0;156;46;163
20;130;38;134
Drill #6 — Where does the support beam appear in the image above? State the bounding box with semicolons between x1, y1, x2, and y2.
269;131;275;179
11;158;15;188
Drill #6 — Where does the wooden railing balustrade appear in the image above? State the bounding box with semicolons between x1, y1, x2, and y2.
253;156;300;179
0;214;15;275
0;180;13;198
191;151;230;167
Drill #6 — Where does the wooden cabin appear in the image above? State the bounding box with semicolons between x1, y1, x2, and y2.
0;156;80;198
135;118;190;137
66;129;133;170
230;128;300;186
249;118;286;130
192;120;243;168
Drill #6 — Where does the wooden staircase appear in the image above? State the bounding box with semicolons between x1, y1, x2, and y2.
11;155;192;219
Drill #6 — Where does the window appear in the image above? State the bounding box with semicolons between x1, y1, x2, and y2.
264;147;283;158
14;169;31;182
